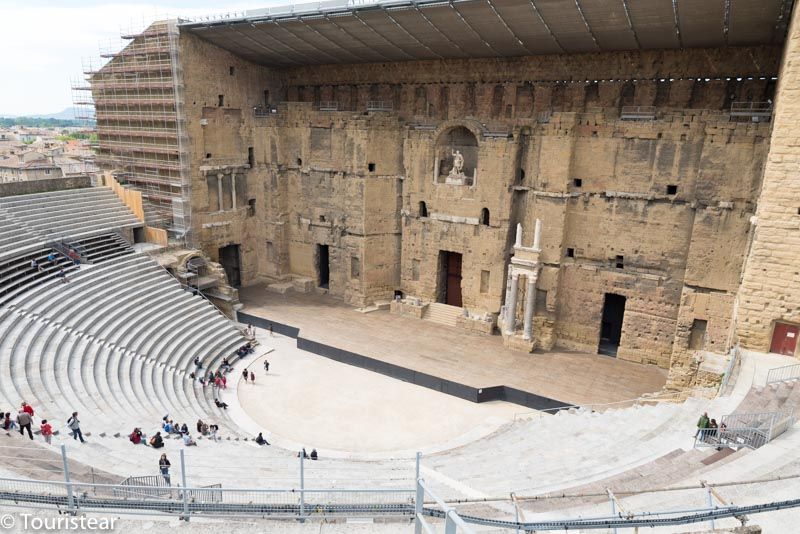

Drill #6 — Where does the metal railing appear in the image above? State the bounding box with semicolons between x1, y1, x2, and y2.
415;452;476;534
366;100;393;112
695;409;796;450
730;101;772;118
766;363;800;385
620;105;657;120
513;390;684;420
3;447;800;530
719;345;740;395
318;101;339;111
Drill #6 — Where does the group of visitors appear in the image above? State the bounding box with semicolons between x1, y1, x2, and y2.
242;368;256;384
2;402;84;444
297;447;319;460
695;411;727;445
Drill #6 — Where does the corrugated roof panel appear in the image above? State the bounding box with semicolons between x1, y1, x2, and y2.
330;16;410;59
677;0;725;48
454;2;531;56
355;10;438;59
626;0;681;49
578;0;638;50
422;5;496;57
303;17;388;61
492;0;563;53
274;20;364;63
534;0;600;52
729;0;784;45
389;8;470;57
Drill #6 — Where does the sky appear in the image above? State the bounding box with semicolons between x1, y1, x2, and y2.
0;0;279;117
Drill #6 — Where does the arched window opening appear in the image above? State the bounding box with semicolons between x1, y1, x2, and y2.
480;208;490;226
419;201;428;218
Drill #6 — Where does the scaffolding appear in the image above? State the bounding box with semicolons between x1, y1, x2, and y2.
72;19;190;237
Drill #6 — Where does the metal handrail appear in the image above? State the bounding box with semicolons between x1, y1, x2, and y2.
766;363;800;384
513;390;684;420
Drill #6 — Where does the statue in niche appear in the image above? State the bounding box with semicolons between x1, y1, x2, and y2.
448;149;464;178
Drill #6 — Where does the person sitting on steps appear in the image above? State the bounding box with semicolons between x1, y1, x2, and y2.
129;427;144;445
150;431;164;449
255;432;270;446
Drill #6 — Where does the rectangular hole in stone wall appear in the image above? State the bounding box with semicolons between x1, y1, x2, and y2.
480;270;490;293
247;198;255;216
667;184;678;195
351;256;361;279
566;247;575;258
535;289;547;313
206;153;212;159
615;255;624;269
573;178;582;187
229;66;235;76
218;95;224;107
368;163;375;172
411;259;420;281
266;241;274;262
689;319;708;350
248;147;254;167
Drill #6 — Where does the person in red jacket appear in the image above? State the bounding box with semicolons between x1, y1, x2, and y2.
21;402;34;418
40;420;53;444
129;428;143;445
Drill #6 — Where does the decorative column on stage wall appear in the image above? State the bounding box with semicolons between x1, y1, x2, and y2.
500;219;543;352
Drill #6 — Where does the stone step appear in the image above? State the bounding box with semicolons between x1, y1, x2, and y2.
421;302;462;327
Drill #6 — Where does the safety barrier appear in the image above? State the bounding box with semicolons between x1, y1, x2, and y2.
695;409;796;450
766;363;800;385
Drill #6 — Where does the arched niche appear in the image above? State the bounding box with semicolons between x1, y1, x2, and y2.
434;126;478;186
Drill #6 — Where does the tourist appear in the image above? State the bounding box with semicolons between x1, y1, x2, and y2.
21;401;34;419
150;431;164;449
163;420;173;433
209;424;219;442
40;420;53;444
46;252;56;265
310;449;318;461
198;375;206;386
708;419;719;440
215;398;228;410
57;268;69;284
269;324;273;337
196;419;205;434
17;409;33;440
221;375;227;389
250;370;255;383
3;412;16;431
30;259;38;271
264;359;270;373
182;433;197;446
298;448;309;459
194;356;202;370
255;432;269;446
67;412;85;443
695;412;710;441
180;423;188;435
244;324;255;339
159;454;171;485
129;427;144;445
242;368;248;383
189;371;196;381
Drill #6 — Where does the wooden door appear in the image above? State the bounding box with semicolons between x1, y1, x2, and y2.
445;252;462;307
770;322;799;356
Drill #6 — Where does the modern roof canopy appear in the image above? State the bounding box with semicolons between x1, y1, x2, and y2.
179;0;794;68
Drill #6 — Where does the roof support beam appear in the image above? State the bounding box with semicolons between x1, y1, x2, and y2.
449;2;501;55
574;0;601;51
381;7;444;59
621;0;642;48
529;0;566;53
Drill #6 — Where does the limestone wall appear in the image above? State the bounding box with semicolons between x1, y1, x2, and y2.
737;6;800;357
178;30;779;369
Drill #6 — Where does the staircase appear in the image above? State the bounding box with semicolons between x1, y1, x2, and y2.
422;302;463;327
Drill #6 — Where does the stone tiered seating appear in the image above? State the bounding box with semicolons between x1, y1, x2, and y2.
0;253;247;441
0;248;78;306
70;233;134;264
0;188;141;259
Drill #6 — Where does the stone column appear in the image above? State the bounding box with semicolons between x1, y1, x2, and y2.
216;173;224;212
505;272;519;335
231;171;237;210
523;273;537;340
533;218;542;250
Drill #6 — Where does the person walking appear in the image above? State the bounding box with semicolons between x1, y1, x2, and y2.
21;401;34;419
40;420;53;444
269;324;274;337
250;370;255;383
159;454;171;485
67;412;85;443
695;412;710;441
17;409;33;440
264;359;270;374
242;368;249;384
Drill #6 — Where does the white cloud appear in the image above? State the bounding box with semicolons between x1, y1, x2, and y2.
0;1;269;116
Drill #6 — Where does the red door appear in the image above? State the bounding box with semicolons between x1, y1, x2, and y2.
446;252;463;307
770;322;799;356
